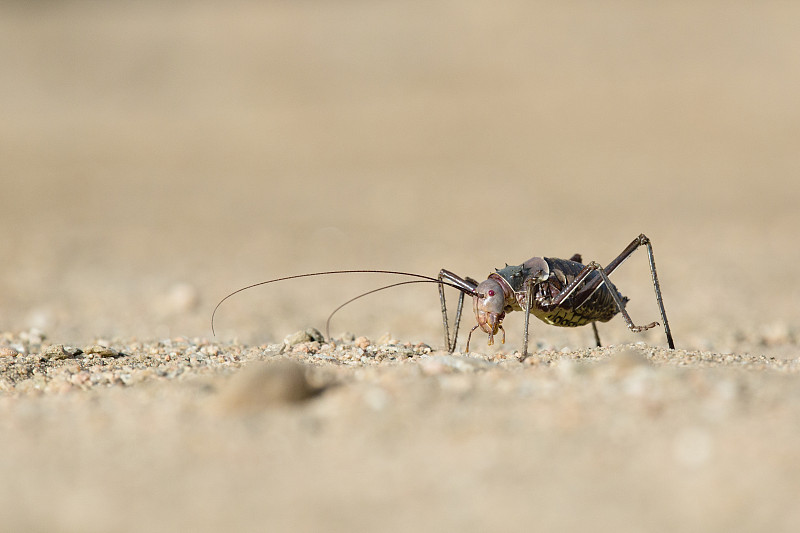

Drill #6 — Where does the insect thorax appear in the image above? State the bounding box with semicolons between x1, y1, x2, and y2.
492;257;624;328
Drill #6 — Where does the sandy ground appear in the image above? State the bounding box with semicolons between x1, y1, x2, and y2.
2;1;800;531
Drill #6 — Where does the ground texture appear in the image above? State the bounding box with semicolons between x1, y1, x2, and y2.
3;2;800;532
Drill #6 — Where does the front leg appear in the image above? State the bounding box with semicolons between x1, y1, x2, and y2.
438;269;479;353
520;277;536;361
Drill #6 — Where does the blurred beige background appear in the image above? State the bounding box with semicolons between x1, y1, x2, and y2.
2;0;799;351
4;4;800;533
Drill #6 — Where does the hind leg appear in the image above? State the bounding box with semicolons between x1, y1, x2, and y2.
543;234;675;350
591;322;601;347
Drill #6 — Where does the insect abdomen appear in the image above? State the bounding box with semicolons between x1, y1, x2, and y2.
538;307;596;328
533;258;625;326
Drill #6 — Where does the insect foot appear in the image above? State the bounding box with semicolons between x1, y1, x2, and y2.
628;321;659;333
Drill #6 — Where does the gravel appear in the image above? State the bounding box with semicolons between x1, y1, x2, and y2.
2;330;800;533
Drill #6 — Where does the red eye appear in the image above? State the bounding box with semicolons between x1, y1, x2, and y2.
487;290;495;296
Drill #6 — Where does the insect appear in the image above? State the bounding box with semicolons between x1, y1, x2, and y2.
212;233;675;359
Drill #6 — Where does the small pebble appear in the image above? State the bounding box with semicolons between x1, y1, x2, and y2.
305;328;325;343
354;336;371;350
0;346;20;357
262;343;286;356
219;360;319;412
84;345;121;358
41;344;82;360
414;343;432;354
284;329;324;347
284;330;311;346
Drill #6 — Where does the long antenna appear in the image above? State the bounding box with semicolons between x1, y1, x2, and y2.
324;279;447;341
211;269;477;336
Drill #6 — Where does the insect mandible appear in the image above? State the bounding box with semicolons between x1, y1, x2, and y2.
211;233;675;359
